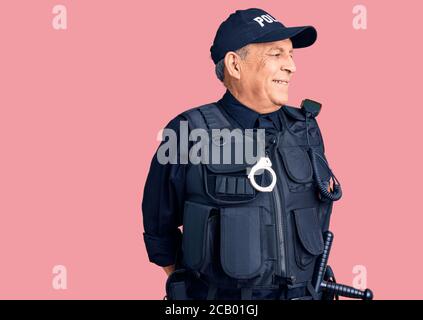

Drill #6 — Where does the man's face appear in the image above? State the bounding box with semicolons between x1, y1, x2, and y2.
239;38;296;108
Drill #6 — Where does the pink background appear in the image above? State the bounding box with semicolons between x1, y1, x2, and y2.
0;0;421;299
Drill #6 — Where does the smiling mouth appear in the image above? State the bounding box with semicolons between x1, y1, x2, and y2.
273;80;289;85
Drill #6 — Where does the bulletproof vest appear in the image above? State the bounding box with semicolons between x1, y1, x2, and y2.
177;101;340;299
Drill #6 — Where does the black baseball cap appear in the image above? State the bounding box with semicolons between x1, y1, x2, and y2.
210;8;317;64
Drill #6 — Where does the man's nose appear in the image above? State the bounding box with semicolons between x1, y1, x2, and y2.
282;57;296;74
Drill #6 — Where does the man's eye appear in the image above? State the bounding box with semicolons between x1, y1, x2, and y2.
272;54;281;57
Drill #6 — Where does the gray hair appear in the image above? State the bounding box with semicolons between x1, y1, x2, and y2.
215;45;249;83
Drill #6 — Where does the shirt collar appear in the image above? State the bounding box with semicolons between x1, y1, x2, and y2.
218;89;282;130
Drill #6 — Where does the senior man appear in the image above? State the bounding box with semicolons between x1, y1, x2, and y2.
142;8;337;300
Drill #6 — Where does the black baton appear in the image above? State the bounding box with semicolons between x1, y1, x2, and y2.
314;231;374;300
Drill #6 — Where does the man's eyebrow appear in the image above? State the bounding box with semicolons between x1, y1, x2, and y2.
268;47;294;53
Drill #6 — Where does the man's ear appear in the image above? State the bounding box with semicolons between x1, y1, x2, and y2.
224;52;242;80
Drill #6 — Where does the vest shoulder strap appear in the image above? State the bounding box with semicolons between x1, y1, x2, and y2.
283;106;306;121
181;103;233;131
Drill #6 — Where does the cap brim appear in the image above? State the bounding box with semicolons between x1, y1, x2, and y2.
250;25;317;48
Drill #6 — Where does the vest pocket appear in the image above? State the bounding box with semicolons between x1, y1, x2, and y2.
292;207;324;270
204;162;261;203
220;206;263;279
182;202;265;281
182;201;217;270
278;146;314;193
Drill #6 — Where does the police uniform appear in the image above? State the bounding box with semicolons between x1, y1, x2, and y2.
142;8;342;300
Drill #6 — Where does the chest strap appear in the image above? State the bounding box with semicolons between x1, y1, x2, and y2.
182;103;234;130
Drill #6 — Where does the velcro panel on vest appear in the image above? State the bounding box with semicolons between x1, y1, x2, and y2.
292;207;324;270
182;201;214;270
279;147;314;183
220;207;263;279
293;208;324;255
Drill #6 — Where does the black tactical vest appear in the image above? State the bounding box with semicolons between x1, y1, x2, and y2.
171;100;339;300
